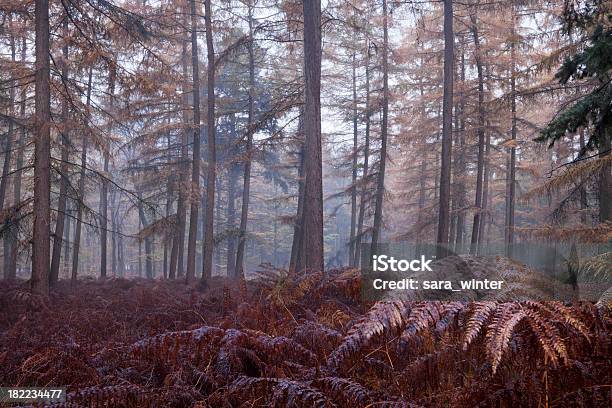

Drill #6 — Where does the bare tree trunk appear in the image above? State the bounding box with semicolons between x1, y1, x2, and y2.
505;2;518;255
235;4;256;278
100;66;115;279
436;0;454;251
162;131;172;279
117;216;125;277
64;201;71;275
289;131;305;273
7;37;27;280
110;193;117;276
349;50;358;266
469;11;485;254
138;217;143;278
579;130;588;223
353;42;371;267
71;68;93;282
186;0;202;283
32;0;51;295
201;0;216;280
1;28;16;279
226;114;238;277
370;0;389;255
170;29;191;280
600;133;611;223
137;192;153;279
301;0;324;272
479;131;491;249
50;20;70;285
0;29;15;212
455;46;466;251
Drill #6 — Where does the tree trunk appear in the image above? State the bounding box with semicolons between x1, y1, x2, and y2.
234;3;256;278
600;133;611;223
505;2;517;255
32;0;51;295
170;24;191;280
353;41;371;267
469;11;485;254
455;46;466;251
1;28;16;279
110;193;117;276
7;37;27;281
226;114;238;277
301;0;324;272
71;67;93;282
349;50;358;266
370;0;389;256
579;130;588;223
186;0;202;283
289;132;305;273
71;68;93;282
234;1;259;279
0;27;19;279
50;20;70;285
100;67;115;279
137;192;153;279
201;0;216;280
0;29;15;212
479;130;491;249
64;201;71;275
436;0;454;250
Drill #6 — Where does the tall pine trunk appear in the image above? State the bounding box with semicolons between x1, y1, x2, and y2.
50;20;70;285
349;50;358;266
469;11;485;254
71;68;92;282
100;66;115;279
436;0;454;250
202;0;216;280
289;129;305;273
32;0;51;295
1;27;16;279
505;2;518;254
301;0;324;272
370;0;389;255
455;46;466;250
186;0;202;283
235;2;256;278
170;20;191;279
353;41;371;267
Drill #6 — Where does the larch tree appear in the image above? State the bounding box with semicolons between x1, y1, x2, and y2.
301;0;324;272
202;0;216;280
31;0;51;295
436;0;454;249
186;0;202;283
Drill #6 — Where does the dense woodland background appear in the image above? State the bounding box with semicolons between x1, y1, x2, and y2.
0;0;611;406
0;0;610;286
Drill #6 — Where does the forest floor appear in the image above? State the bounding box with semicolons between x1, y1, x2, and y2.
0;263;610;407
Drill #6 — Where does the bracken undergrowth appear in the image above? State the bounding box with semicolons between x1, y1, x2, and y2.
0;265;610;407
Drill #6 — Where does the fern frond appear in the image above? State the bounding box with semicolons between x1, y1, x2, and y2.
131;326;224;363
312;377;373;405
226;376;334;407
401;302;464;342
327;301;412;368
463;301;497;350
523;307;568;367
486;305;526;373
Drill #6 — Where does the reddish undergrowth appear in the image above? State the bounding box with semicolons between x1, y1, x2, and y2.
0;267;610;407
